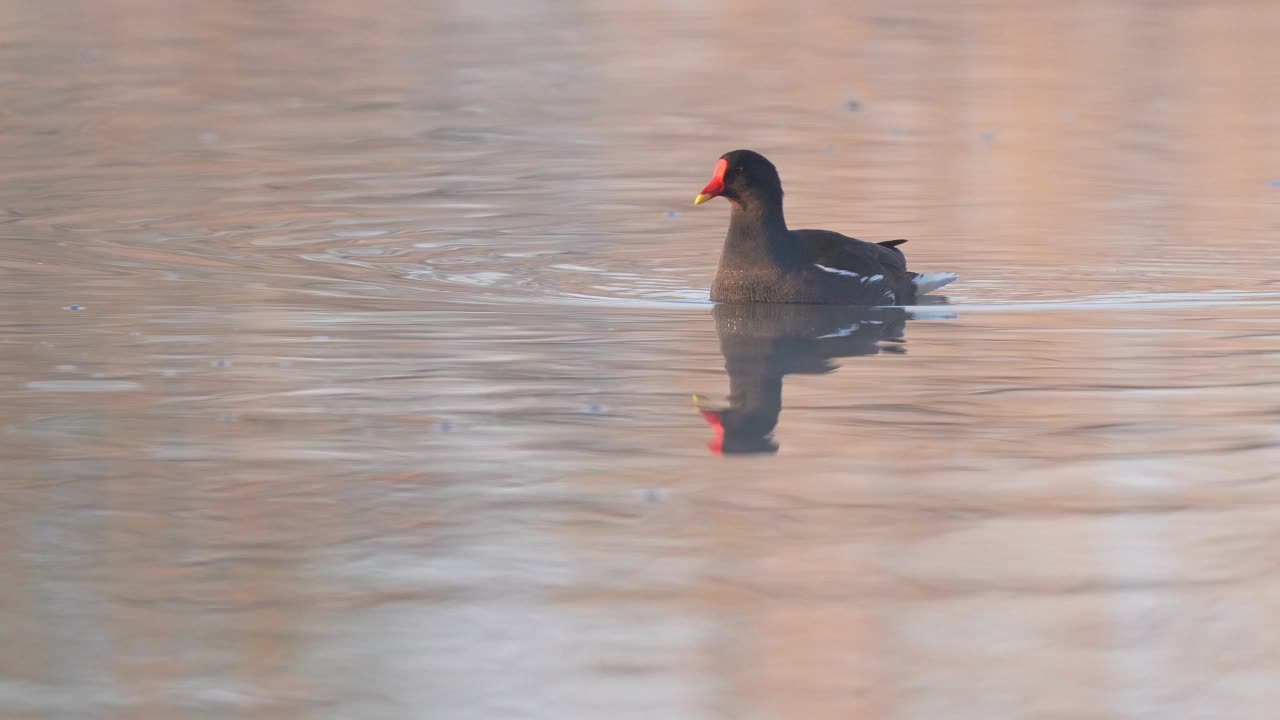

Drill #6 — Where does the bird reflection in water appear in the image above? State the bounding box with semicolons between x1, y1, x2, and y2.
695;303;939;455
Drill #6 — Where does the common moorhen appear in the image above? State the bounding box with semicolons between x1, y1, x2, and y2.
694;149;957;304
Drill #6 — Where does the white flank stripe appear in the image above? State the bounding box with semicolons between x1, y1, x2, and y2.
817;323;861;339
814;264;859;278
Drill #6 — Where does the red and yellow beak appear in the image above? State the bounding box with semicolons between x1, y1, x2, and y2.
694;157;728;205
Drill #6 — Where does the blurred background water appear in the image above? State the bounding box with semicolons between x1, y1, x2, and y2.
3;1;1280;718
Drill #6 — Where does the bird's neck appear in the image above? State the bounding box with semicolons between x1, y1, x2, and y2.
723;201;791;267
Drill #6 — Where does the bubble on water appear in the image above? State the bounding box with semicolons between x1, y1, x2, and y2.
78;49;98;63
980;131;996;144
212;359;232;368
585;403;608;414
664;210;679;218
55;364;77;372
892;127;906;137
845;98;863;112
431;422;454;433
64;304;84;311
160;369;178;378
310;335;331;341
1269;180;1280;189
642;488;666;503
199;132;219;144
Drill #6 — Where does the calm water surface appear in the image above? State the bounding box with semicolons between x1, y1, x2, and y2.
4;1;1280;718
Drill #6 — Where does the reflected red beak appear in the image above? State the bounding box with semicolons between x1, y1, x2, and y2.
694;158;728;205
699;408;725;455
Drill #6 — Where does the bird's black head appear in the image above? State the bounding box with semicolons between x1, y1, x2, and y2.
694;149;784;211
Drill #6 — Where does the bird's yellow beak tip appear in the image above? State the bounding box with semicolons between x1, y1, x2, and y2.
693;194;712;206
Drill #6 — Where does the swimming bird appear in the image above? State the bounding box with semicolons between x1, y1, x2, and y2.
693;149;957;304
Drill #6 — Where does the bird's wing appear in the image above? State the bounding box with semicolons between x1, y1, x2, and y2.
793;229;908;277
